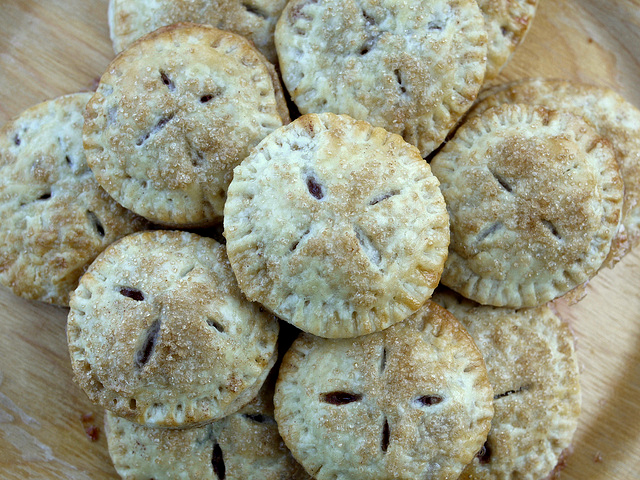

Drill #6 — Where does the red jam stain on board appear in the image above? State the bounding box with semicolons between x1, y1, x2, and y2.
81;413;100;442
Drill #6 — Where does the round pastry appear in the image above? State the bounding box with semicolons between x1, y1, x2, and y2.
105;373;311;480
0;93;147;306
83;23;289;227
224;112;450;338
67;230;279;428
432;288;581;480
477;0;539;80
274;0;487;157
469;77;640;264
108;0;288;63
274;300;494;480
430;103;623;307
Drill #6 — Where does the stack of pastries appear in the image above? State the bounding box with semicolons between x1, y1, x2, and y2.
1;1;639;479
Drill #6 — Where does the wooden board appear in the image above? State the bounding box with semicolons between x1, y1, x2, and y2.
1;0;639;478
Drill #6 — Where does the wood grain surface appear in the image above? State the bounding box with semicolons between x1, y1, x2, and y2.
1;0;639;478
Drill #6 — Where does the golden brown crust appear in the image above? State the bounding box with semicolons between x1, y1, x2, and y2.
431;103;623;307
0;93;148;306
84;23;287;227
432;289;581;480
274;301;494;480
224;113;450;338
469;77;640;264
108;0;288;63
476;0;539;79
105;374;311;480
274;0;487;156
67;230;279;428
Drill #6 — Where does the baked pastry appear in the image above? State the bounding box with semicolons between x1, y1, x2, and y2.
432;288;581;480
105;373;311;480
477;0;539;80
108;0;288;63
224;112;450;338
430;103;623;307
84;23;288;227
274;300;494;480
274;0;487;157
0;93;147;306
469;77;640;264
67;230;279;428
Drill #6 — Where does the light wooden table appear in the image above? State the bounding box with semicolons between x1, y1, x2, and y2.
1;0;639;478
